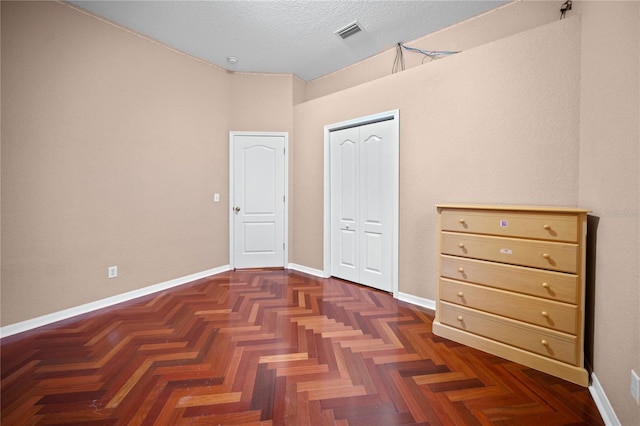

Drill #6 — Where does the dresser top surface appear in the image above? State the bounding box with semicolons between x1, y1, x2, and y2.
436;204;590;214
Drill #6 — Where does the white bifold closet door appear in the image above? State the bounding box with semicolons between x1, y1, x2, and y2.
330;120;393;292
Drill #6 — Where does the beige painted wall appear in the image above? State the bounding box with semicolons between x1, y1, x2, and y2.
229;72;294;132
293;17;581;292
0;1;3;317
1;1;234;325
576;1;639;424
1;1;298;327
304;0;560;101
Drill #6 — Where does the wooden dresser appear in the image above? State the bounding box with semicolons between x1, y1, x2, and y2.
432;204;590;386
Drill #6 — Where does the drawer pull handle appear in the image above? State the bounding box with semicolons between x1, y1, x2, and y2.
542;282;550;288
543;224;551;230
459;219;465;224
458;267;464;273
458;243;465;248
542;253;550;259
457;292;464;297
541;311;549;317
541;340;549;346
457;316;463;322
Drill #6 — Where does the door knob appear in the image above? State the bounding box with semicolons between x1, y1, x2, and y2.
234;206;241;212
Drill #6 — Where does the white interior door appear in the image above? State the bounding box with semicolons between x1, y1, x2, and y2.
231;133;286;269
330;127;359;283
330;120;394;292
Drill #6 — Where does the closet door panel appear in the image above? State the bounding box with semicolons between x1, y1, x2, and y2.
358;121;393;291
330;127;360;283
330;119;394;293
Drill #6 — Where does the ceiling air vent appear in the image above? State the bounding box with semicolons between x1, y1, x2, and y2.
335;21;362;39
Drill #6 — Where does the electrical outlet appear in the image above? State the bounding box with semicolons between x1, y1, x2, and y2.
108;266;118;279
632;370;640;405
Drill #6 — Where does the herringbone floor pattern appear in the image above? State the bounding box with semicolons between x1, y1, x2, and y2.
2;269;603;425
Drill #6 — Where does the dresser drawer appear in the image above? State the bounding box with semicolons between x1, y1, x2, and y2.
440;209;579;242
440;255;579;303
441;232;579;273
439;278;577;334
439;302;578;365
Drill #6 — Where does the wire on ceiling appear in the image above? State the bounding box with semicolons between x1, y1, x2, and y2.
392;43;405;74
393;42;460;73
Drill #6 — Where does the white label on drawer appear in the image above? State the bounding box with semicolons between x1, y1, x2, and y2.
500;248;513;254
500;220;508;227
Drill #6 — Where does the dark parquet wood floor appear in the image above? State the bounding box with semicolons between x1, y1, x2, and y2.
1;269;603;425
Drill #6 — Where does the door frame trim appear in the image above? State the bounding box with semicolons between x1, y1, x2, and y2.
323;110;400;297
229;131;289;269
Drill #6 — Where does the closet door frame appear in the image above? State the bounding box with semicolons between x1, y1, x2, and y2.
323;110;400;297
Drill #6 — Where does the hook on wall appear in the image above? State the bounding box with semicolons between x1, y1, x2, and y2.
560;0;572;19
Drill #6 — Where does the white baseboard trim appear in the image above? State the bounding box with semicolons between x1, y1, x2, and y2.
0;265;231;339
284;269;437;313
396;295;620;425
287;263;327;278
589;372;621;426
398;292;436;311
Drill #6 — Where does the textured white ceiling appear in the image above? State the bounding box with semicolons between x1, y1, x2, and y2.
69;0;508;81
